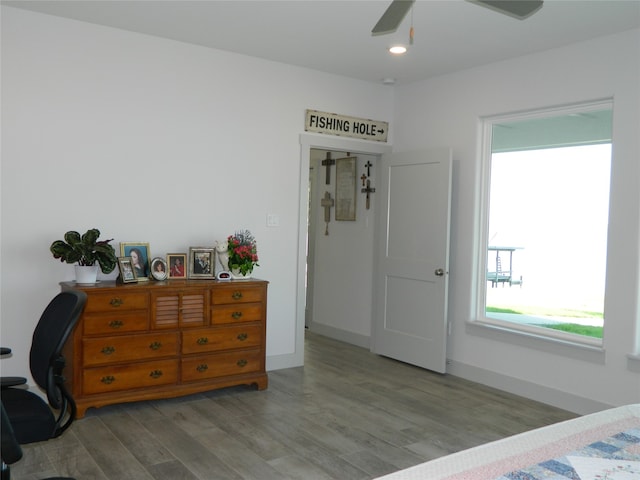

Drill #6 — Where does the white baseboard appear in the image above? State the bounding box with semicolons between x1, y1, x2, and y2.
266;351;303;371
307;322;371;349
446;359;612;415
265;325;368;371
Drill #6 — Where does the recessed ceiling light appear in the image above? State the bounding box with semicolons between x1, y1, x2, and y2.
389;45;407;55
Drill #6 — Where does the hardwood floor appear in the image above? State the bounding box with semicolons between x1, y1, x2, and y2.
11;332;577;480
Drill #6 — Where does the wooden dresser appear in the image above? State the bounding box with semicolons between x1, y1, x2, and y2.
60;279;268;418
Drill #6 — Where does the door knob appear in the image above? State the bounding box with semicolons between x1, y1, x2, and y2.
435;268;445;276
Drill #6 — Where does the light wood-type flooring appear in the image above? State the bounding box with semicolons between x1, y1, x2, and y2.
11;332;577;480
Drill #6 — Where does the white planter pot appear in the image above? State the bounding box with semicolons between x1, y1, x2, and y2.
75;265;99;285
230;268;252;280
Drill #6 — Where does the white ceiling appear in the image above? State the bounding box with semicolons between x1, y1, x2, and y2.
3;0;639;85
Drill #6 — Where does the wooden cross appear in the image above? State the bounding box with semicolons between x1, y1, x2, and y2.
361;179;376;210
360;173;367;187
321;191;334;235
365;160;373;177
321;152;335;185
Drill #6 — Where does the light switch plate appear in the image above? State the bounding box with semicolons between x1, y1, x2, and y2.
267;214;280;227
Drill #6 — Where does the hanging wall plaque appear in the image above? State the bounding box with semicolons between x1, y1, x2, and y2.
335;156;357;221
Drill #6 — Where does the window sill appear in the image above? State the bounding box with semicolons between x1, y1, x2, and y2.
466;318;606;364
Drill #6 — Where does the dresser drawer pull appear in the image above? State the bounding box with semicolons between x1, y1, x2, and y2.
231;311;243;320
237;359;248;367
232;291;243;300
108;320;124;329
237;333;248;341
101;375;115;385
109;297;123;307
149;370;163;379
149;341;162;350
196;337;209;345
196;364;208;373
101;346;116;355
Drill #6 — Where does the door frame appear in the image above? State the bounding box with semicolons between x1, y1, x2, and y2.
295;134;392;364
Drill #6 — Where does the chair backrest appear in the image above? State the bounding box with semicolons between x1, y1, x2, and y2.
29;290;87;409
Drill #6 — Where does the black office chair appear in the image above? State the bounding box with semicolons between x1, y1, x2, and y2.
1;403;75;480
1;290;87;445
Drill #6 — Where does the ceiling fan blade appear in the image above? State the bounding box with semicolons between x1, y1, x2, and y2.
371;0;415;36
469;0;543;20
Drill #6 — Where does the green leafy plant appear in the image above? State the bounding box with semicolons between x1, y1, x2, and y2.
227;229;259;276
50;228;117;274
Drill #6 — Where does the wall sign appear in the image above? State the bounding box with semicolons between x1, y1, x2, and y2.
305;109;388;142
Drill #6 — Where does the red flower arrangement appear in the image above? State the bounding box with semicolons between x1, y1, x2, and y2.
227;229;259;276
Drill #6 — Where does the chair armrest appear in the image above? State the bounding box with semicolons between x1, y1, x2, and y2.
1;347;28;388
1;377;27;388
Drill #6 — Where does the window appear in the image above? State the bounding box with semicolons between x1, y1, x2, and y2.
477;101;613;345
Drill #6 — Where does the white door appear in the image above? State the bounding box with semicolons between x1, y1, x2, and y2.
372;148;452;373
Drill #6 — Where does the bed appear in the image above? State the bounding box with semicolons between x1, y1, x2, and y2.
376;403;640;480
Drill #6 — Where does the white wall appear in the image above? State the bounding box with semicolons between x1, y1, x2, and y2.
0;7;393;379
392;28;640;413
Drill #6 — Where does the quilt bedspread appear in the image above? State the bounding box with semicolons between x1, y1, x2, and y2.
376;404;640;480
497;426;640;479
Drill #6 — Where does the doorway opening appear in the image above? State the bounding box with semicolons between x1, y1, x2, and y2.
295;135;391;364
306;149;377;340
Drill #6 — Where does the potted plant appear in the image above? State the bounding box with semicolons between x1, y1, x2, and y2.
50;228;117;284
227;229;259;279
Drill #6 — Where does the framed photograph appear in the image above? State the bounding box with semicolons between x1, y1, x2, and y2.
117;257;138;283
120;242;151;281
150;257;168;281
167;253;187;279
189;247;215;279
335;156;357;221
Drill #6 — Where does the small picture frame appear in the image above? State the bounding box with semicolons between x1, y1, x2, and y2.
120;242;151;281
189;247;215;279
150;257;168;281
167;253;187;279
117;257;138;283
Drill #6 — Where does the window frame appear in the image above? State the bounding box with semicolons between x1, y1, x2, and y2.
474;100;613;349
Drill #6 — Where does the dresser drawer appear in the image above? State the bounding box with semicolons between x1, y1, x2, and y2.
211;285;264;305
83;332;179;366
181;349;262;382
211;303;262;324
182;325;262;354
84;292;149;314
83;359;178;394
83;311;148;335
